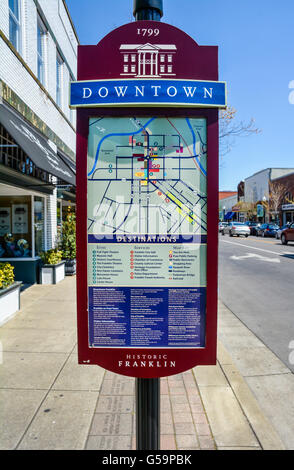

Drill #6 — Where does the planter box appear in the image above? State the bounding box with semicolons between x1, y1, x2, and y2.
40;261;65;285
0;281;22;326
64;259;76;276
1;258;41;284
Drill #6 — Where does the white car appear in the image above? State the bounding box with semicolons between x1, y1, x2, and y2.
218;221;229;232
221;222;250;237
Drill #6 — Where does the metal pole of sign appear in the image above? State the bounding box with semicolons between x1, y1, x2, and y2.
133;0;163;451
136;378;160;450
133;0;163;21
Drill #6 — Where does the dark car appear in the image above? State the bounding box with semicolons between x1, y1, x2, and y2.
256;223;280;238
276;224;291;239
244;221;260;236
281;221;294;245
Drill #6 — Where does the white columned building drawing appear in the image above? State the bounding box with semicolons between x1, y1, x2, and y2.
120;43;177;78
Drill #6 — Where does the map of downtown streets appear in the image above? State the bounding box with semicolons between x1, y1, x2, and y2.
87;117;207;237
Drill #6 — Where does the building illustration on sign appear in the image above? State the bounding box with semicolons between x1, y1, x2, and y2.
119;43;177;78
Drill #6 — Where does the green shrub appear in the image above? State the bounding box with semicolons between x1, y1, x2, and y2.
0;262;15;289
61;212;76;260
40;249;63;265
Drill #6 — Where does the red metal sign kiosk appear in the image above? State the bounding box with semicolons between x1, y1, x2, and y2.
71;21;225;378
71;3;226;449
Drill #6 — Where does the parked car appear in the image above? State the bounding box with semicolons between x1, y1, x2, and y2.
244;221;261;236
276;224;290;239
218;221;229;232
221;222;250;237
256;223;280;237
281;222;294;245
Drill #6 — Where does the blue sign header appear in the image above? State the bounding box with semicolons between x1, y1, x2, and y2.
70;79;227;109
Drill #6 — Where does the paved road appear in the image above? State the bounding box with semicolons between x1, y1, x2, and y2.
218;233;294;373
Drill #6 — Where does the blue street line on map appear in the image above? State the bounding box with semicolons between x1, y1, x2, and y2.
88;117;156;176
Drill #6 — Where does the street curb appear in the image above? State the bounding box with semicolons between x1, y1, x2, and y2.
192;340;285;450
217;342;286;450
205;294;293;451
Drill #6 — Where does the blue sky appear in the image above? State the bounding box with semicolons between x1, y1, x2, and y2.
66;0;294;190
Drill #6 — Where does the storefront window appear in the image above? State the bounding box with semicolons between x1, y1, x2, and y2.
285;212;294;224
0;196;31;258
34;196;45;255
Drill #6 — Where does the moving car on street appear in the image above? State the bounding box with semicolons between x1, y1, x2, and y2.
221;222;250;237
244;221;261;236
281;222;294;245
256;223;280;237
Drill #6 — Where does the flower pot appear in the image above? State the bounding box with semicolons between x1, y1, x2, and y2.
65;259;76;276
0;281;22;326
40;261;66;284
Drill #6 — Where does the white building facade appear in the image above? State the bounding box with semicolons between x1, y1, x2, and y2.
0;0;77;283
245;168;294;203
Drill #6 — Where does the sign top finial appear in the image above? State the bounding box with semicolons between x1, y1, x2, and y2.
133;0;163;20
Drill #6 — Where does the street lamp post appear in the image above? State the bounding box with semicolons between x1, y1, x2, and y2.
223;206;226;222
263;196;267;223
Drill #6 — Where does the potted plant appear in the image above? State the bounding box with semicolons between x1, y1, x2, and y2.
39;248;65;284
0;262;21;326
60;212;76;275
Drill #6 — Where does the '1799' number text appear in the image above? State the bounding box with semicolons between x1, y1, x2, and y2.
137;28;160;37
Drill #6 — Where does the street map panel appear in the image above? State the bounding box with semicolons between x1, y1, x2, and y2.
87;117;207;237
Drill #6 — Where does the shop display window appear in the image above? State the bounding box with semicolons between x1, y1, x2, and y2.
0;196;32;258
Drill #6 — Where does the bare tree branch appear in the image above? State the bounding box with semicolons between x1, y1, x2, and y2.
268;181;290;215
219;106;261;158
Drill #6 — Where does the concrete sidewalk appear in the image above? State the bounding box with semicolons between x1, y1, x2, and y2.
0;276;292;450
